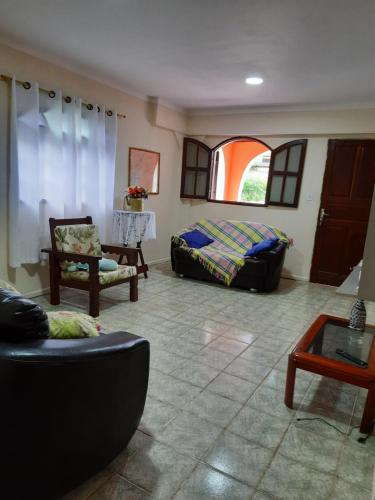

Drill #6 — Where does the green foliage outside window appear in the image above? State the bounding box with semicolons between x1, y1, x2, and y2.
240;178;267;203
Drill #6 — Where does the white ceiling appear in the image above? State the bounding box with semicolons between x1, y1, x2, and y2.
0;0;374;112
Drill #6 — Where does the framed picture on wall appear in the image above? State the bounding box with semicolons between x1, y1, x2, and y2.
129;147;160;194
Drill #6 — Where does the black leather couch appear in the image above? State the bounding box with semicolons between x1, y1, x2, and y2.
171;240;287;292
0;331;149;500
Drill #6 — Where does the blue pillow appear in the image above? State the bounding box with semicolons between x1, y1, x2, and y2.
245;237;278;257
99;258;118;271
180;229;214;249
67;263;89;272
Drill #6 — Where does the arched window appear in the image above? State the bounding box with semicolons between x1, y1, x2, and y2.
210;137;271;204
180;136;307;207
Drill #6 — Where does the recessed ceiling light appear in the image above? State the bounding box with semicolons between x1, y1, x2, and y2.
245;76;263;85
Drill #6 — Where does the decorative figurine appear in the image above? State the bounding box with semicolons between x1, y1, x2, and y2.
348;299;367;331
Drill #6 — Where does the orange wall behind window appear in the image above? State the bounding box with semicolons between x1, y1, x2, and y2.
221;141;269;200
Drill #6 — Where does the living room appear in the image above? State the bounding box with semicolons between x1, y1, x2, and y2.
0;1;374;499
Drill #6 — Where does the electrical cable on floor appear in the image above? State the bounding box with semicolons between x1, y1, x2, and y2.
296;417;367;442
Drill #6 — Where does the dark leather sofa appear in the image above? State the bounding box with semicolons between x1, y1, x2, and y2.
171;240;287;292
0;331;149;500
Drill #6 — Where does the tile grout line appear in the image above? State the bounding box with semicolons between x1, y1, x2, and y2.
85;471;117;500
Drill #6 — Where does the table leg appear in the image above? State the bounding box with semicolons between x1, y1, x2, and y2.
137;241;148;279
118;243;127;265
360;384;375;434
284;355;297;409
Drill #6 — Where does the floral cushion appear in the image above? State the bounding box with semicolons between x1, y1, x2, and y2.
61;264;137;285
47;311;100;338
54;224;102;270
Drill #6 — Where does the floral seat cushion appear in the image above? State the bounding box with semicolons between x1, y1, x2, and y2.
61;264;137;285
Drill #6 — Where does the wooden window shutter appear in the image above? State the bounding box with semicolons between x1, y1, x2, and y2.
180;138;212;199
266;139;307;207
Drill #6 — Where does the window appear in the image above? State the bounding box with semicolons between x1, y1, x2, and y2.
180;137;307;208
209;137;271;204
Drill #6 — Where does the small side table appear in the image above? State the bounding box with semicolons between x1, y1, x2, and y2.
112;210;156;278
285;314;375;434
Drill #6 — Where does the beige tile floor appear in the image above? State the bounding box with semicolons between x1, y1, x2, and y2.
37;262;375;500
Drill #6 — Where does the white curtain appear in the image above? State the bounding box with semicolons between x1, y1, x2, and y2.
9;77;117;268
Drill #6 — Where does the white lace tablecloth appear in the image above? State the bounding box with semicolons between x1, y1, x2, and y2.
112;210;156;245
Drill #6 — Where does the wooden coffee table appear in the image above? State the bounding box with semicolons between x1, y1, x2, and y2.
285;314;375;434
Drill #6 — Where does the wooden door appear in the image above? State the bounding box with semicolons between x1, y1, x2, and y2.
310;139;375;286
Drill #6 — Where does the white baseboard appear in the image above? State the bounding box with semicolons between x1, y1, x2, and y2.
281;272;309;282
148;257;170;265
24;287;50;298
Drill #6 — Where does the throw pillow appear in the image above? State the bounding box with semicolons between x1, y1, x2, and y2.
47;311;100;339
99;258;118;271
0;289;49;341
67;263;89;272
180;229;214;249
245;237;279;257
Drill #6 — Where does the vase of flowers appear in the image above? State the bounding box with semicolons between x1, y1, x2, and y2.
124;186;148;212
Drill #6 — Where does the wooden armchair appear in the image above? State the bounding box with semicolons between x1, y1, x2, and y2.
42;216;139;317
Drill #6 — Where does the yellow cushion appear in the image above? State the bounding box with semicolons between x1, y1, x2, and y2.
47;311;100;338
61;265;137;285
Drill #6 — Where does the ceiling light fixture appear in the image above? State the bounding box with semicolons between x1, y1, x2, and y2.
246;76;264;85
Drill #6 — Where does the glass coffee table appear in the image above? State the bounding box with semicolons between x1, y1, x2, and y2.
284;314;375;434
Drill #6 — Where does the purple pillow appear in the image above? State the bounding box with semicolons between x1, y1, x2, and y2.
180;229;214;249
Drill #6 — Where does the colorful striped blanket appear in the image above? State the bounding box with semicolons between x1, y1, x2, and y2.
172;219;289;286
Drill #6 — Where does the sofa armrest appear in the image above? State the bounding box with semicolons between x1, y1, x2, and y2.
245;241;287;261
171;240;181;271
0;331;149;363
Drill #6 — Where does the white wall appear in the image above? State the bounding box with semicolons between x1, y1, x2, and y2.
359;188;375;301
0;42;186;295
188;107;375;137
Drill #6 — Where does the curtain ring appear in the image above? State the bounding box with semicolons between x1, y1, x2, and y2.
86;104;94;110
97;106;101;112
106;110;113;117
48;90;56;98
22;81;31;90
64;96;72;103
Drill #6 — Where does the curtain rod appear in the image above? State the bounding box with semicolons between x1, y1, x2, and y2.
0;74;126;119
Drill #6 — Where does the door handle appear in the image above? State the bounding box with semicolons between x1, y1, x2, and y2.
319;208;329;226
